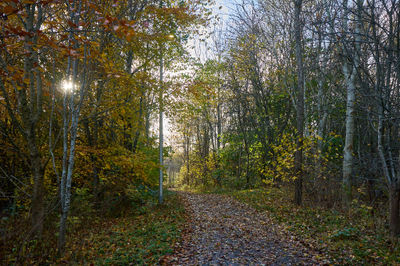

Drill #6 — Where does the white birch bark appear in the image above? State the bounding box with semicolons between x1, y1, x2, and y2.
342;0;361;206
58;0;88;252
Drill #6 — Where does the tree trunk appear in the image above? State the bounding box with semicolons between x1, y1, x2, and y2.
342;60;356;206
132;95;144;154
58;209;68;254
59;92;81;253
145;103;151;144
217;86;221;151
20;3;45;237
389;184;400;238
246;152;250;186
293;0;304;205
237;145;242;183
59;2;85;252
31;157;44;236
186;136;190;185
341;0;361;207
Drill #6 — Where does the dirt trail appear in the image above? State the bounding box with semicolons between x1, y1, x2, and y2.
166;192;323;265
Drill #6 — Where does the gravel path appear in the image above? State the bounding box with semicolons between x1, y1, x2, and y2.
167;192;322;265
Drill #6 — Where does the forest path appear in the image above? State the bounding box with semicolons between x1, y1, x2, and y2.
164;192;322;265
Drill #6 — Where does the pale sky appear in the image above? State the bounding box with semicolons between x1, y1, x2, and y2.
216;0;235;20
156;0;235;148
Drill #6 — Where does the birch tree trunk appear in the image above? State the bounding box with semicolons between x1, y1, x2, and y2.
341;0;361;207
58;0;88;253
59;52;87;252
342;61;356;206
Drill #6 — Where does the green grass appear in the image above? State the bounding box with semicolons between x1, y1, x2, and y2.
226;188;400;265
62;190;186;265
2;190;186;265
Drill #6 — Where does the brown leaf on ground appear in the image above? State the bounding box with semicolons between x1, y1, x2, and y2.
165;192;329;265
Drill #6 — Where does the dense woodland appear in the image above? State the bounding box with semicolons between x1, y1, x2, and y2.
1;0;400;264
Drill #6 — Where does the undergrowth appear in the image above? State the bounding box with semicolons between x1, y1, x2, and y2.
227;187;400;265
1;190;185;265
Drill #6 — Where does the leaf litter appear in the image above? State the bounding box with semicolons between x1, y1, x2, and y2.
162;192;329;265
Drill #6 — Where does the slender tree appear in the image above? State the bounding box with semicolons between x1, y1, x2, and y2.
293;0;304;205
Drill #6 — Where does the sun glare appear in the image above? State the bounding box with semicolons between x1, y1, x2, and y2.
62;80;74;93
